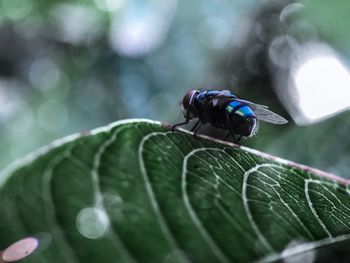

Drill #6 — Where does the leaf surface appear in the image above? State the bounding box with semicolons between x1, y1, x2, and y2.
0;119;349;263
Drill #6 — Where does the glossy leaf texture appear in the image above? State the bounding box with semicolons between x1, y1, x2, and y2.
0;119;350;263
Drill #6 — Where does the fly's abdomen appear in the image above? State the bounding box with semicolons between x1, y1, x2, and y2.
226;101;257;136
226;101;255;118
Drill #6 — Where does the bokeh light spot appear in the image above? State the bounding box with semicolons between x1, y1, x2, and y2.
290;44;350;124
7;102;34;136
269;35;298;69
280;3;304;23
293;53;350;122
29;58;61;92
77;207;109;239
0;82;22;122
37;100;68;132
51;3;102;44
109;16;166;57
109;0;177;57
198;17;231;50
2;237;39;262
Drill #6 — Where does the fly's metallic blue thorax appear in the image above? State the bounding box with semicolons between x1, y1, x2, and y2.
196;90;237;101
196;90;218;101
226;101;256;118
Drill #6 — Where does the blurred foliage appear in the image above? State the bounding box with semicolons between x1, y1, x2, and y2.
265;111;350;178
301;0;350;54
0;0;350;181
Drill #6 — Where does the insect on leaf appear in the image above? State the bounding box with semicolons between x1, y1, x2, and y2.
0;119;349;263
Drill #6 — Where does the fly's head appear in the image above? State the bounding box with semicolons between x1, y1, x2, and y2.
182;90;199;119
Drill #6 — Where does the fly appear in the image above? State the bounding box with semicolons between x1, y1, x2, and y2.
172;89;288;143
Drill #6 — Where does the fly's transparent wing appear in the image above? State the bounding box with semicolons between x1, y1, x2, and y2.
233;98;288;124
233;98;269;109
251;105;288;124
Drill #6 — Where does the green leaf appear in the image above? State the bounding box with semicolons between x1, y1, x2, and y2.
0;119;349;263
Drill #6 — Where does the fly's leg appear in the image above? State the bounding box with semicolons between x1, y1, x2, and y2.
224;132;236;141
193;123;202;139
172;117;190;132
224;132;231;141
224;132;237;142
190;120;201;132
225;111;238;143
234;135;242;145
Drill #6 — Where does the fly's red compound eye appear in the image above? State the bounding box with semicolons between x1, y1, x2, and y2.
183;90;198;110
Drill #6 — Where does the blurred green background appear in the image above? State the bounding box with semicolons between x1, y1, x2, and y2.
1;0;350;178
